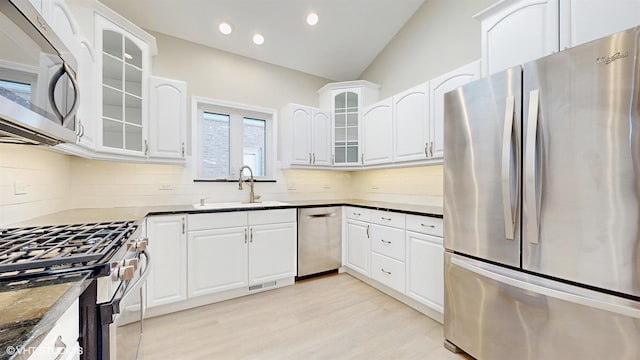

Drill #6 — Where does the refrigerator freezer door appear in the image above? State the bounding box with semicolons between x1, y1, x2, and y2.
443;67;521;267
444;252;640;360
522;26;640;298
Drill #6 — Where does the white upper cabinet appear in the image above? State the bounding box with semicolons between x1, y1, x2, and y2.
148;76;187;159
318;80;380;167
42;0;79;54
559;0;640;49
96;15;149;156
474;0;560;76
393;82;430;163
75;36;97;149
362;98;393;165
429;60;481;159
279;104;331;167
310;109;331;166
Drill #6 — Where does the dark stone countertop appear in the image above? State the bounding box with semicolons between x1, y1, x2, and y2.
0;272;91;360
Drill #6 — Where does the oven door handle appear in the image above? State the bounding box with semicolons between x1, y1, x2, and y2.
100;250;151;324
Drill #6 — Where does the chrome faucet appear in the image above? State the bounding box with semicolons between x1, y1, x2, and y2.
238;165;260;203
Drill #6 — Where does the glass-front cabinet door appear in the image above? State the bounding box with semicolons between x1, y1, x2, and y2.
333;89;361;165
96;16;148;156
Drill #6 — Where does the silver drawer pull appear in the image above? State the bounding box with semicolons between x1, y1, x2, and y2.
54;335;67;360
381;239;391;244
381;268;391;275
420;223;436;228
381;217;392;221
353;212;361;216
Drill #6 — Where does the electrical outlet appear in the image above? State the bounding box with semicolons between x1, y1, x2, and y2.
14;181;27;195
159;183;174;190
287;183;297;191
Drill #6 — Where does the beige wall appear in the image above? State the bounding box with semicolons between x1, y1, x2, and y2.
149;31;330;110
360;0;495;98
0;144;71;226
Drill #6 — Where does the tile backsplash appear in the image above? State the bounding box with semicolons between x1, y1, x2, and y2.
0;144;443;226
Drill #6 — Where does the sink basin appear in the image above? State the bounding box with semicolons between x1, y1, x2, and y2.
192;200;290;210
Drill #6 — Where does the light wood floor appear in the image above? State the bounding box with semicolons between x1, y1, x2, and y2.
136;274;471;359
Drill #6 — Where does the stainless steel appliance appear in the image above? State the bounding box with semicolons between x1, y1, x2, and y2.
0;220;150;359
0;0;79;145
297;207;342;279
443;27;640;359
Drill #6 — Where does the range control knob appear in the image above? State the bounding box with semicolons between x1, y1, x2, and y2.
135;238;148;251
118;265;135;281
124;258;138;270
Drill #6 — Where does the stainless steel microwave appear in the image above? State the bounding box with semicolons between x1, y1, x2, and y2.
0;0;79;145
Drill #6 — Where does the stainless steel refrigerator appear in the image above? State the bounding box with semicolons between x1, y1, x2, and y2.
443;26;640;360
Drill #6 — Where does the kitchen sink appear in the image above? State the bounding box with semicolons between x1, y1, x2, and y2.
192;200;290;210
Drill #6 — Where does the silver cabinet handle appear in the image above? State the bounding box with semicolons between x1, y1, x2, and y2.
420;223;436;228
309;153;312;164
181;142;185;157
381;239;391;244
525;89;540;244
366;225;370;238
361;153;364;165
353;212;361;216
181;217;185;234
501;95;516;240
381;268;391;275
244;228;248;244
144;140;149;156
250;228;253;243
424;142;428;158
312;153;316;164
54;335;67;360
429;141;434;157
381;216;392;221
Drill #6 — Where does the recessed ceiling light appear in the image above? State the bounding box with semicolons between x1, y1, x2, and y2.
218;22;233;35
306;13;319;26
252;33;265;45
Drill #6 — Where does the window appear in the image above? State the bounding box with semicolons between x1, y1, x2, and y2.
194;98;275;180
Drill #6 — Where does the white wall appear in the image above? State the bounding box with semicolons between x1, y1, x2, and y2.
360;0;495;98
0;144;71;226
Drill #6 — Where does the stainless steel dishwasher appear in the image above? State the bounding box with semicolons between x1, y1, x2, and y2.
297;207;342;279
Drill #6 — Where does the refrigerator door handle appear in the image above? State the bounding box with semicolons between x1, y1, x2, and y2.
451;257;640;319
525;89;540;244
501;95;516;240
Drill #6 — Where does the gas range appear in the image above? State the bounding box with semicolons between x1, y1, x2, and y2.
0;221;138;282
0;220;150;360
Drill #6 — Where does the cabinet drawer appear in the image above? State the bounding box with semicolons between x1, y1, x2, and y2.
406;214;443;237
371;210;405;228
345;206;371;221
189;212;247;231
371;252;405;293
248;209;296;225
370;224;405;261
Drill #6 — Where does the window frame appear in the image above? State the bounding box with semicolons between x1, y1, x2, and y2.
192;97;277;181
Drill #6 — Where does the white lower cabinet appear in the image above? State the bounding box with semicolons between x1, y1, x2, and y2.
28;299;79;360
343;207;444;322
146;215;187;308
248;222;297;285
345;219;370;276
187;227;248;298
146;209;295;317
370;251;406;293
406;231;444;312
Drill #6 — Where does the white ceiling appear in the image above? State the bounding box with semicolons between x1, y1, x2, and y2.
98;0;425;81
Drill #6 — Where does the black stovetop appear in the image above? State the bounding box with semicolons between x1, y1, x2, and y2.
0;221;137;281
